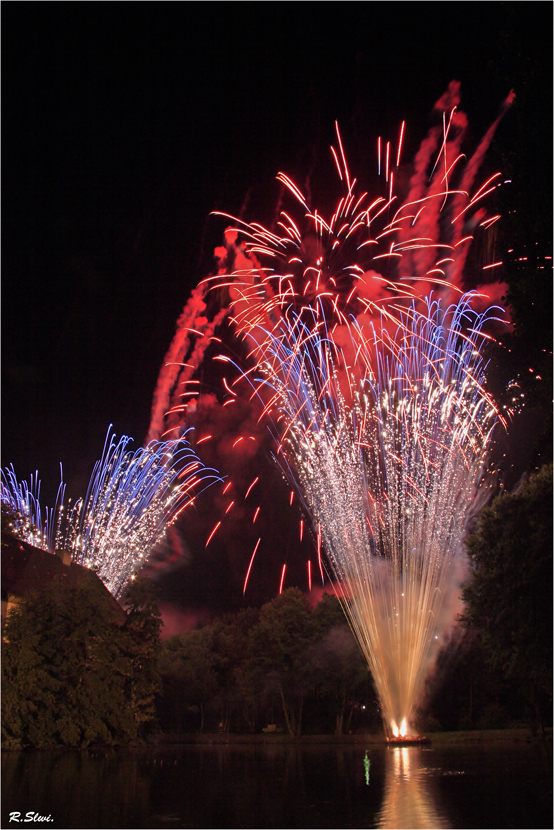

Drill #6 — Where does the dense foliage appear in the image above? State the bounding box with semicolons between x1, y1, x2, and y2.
4;486;551;746
157;589;377;737
460;465;552;732
2;577;161;749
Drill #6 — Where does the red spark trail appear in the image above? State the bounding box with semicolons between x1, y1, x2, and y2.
279;563;287;594
145;83;512;609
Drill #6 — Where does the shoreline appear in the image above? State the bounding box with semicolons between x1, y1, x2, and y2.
158;727;549;747
2;728;549;753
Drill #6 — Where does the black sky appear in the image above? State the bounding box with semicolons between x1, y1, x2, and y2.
2;3;552;615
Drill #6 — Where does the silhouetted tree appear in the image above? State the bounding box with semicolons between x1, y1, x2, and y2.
462;464;552;733
247;588;316;737
209;607;260;732
308;593;370;735
2;576;162;748
121;577;163;737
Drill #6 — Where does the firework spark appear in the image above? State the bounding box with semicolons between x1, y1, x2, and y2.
1;428;222;598
232;293;501;735
1;464;68;553
147;86;511;730
192;90;510;734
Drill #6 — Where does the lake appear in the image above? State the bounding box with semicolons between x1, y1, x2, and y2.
2;739;552;829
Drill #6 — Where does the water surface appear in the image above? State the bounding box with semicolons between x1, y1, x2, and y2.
2;740;551;829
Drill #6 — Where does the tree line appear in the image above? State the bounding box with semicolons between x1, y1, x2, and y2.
157;464;552;739
2;465;551;747
157;589;377;738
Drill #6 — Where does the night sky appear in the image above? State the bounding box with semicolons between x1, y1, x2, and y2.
2;3;552;622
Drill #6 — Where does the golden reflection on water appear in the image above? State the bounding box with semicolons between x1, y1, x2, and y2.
375;746;451;829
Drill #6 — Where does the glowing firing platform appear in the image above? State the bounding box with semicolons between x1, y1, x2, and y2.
386;736;431;747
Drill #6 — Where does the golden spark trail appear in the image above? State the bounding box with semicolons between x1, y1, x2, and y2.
236;296;498;734
147;87;512;734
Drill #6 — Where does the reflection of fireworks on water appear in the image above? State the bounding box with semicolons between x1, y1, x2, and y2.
148;84;512;729
376;746;450;828
2;428;221;598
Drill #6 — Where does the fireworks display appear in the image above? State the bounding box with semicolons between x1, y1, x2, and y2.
1;428;221;598
3;82;513;732
147;85;512;734
228;292;501;736
1;465;67;554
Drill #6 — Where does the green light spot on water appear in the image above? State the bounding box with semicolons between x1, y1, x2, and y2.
364;751;370;786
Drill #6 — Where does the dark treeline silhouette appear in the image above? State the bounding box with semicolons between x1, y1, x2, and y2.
2;577;162;749
157;478;553;741
2;467;551;747
157;589;379;737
